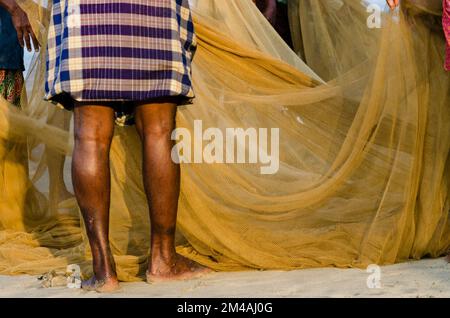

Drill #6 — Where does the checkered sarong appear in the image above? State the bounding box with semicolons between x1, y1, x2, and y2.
45;0;196;103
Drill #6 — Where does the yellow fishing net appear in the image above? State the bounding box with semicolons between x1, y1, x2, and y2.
0;0;449;282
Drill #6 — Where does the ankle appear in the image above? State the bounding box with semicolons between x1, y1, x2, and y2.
93;268;118;281
92;256;117;279
151;233;176;254
150;247;177;263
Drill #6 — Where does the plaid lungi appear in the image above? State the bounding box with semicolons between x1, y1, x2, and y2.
45;0;197;109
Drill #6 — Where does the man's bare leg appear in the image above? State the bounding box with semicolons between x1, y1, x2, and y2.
72;105;119;292
134;103;210;282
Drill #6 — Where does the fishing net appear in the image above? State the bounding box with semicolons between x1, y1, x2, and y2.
0;0;448;281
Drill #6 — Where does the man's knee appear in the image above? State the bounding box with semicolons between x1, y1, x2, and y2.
73;126;113;152
138;112;176;140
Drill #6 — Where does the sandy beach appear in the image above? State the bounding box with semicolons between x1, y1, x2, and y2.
0;258;449;298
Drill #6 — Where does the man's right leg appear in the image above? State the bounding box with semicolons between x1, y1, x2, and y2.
72;105;119;292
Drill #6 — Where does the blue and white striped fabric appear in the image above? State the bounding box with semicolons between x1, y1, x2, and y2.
45;0;196;103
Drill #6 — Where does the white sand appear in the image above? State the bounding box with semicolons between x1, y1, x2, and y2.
0;258;449;298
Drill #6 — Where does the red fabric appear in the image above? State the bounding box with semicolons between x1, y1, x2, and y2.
444;0;450;70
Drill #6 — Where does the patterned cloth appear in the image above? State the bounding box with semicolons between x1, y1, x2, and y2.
45;0;197;109
0;70;24;107
444;0;450;70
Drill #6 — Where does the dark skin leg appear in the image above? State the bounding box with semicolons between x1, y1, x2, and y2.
134;103;211;282
72;105;119;292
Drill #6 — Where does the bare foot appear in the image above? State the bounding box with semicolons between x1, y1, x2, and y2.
81;276;120;293
147;254;212;283
446;253;450;263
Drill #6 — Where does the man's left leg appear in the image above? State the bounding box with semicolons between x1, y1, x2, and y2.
134;102;211;282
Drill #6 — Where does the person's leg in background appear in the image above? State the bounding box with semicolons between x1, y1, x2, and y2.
253;0;294;49
275;0;294;49
255;0;277;25
134;102;210;282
